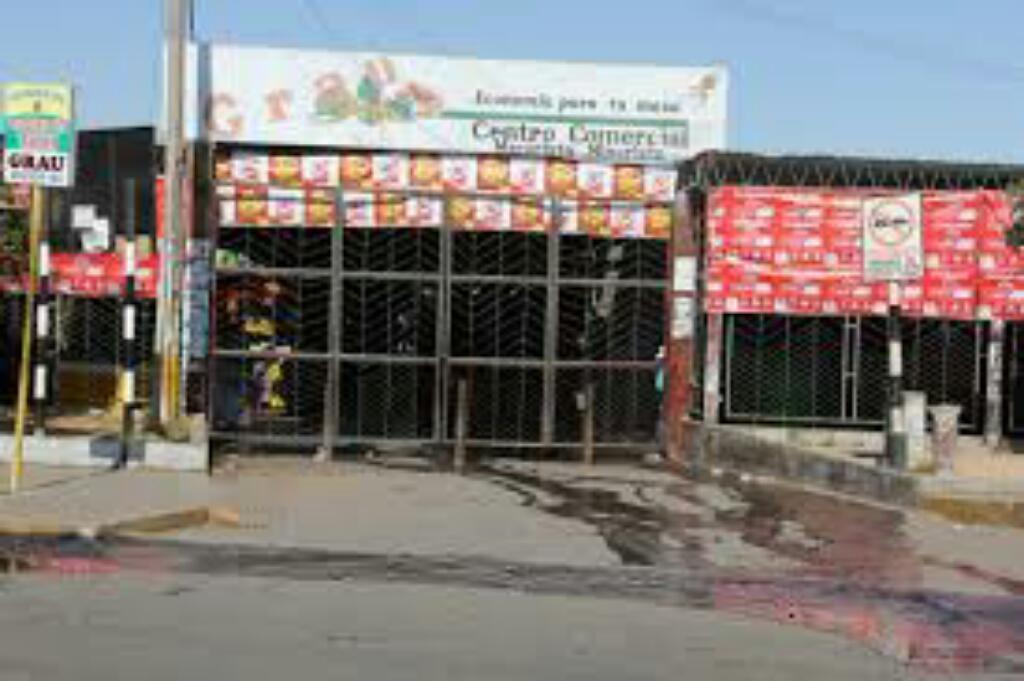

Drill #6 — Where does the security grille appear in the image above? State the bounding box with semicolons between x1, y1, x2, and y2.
54;295;157;411
211;356;328;443
0;294;26;415
210;187;670;454
901;318;985;428
340;224;442;445
723;313;986;431
1002;323;1024;435
210;193;334;445
0;293;157;425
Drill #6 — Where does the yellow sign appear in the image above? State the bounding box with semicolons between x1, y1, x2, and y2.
2;82;73;120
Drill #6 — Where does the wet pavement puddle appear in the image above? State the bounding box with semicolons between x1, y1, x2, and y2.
475;465;1024;674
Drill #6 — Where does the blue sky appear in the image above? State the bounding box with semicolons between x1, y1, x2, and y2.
1;0;1021;162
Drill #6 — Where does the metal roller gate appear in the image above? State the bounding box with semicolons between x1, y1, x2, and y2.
209;171;671;456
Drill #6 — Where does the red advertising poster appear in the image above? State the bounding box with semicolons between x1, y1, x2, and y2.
705;186;1019;320
0;253;159;298
50;253;160;298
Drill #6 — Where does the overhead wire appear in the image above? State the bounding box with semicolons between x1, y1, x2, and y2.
300;0;338;44
715;0;1024;86
291;0;471;154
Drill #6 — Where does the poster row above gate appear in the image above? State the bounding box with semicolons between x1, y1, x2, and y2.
214;150;677;238
705;186;1024;320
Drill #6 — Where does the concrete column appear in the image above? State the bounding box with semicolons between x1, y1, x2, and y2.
665;188;699;462
703;313;724;425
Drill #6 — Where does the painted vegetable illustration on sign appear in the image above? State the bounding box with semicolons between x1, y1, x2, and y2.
313;73;357;121
311;57;444;126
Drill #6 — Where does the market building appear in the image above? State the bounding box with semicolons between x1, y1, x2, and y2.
5;43;1024;471
180;43;728;458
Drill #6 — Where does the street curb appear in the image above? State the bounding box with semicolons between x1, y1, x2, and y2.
0;520;75;536
690;425;920;507
918;495;1024;529
0;505;241;538
687;425;1024;528
102;505;241;535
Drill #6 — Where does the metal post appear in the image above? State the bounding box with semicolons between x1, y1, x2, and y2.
32;196;51;436
454;378;467;474
10;185;44;492
157;0;191;426
204;149;219;467
177;145;198;417
318;189;344;461
118;179;139;469
885;282;906;468
985;319;1005;449
541;199;560;445
436;197;452;443
582;382;595;465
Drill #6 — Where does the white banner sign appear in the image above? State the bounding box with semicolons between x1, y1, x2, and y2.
181;44;727;164
672;296;695;339
862;193;923;281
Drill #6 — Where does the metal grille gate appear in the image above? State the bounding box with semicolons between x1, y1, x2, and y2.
1004;322;1024;435
723;313;986;431
50;296;157;411
210;189;668;454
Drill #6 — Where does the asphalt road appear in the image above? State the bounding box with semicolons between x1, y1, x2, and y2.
0;573;923;681
1;461;1023;679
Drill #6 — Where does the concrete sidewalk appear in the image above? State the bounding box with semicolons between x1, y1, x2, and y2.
0;459;615;566
0;464;221;534
4;457;1024;595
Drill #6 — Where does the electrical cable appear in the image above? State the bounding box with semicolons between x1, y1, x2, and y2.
715;0;1024;86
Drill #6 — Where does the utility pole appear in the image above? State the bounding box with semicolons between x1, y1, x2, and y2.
157;0;191;427
10;186;44;492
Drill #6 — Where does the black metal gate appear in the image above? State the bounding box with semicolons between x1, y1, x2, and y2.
723;313;986;431
210;188;669;454
1003;322;1024;435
